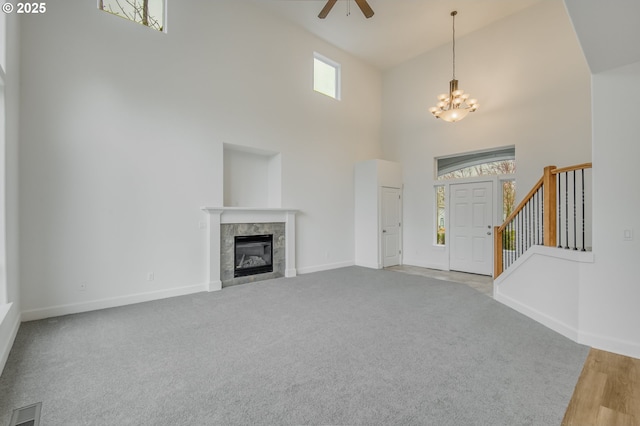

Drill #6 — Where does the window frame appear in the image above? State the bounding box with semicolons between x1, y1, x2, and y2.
313;52;341;100
98;0;167;33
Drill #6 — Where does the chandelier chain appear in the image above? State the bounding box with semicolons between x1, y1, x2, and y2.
452;11;456;79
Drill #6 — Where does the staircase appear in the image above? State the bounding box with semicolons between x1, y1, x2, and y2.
492;163;594;341
494;163;593;278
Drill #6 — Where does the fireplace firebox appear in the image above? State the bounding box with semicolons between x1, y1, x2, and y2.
234;234;273;278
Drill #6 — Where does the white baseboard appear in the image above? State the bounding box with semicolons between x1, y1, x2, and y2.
0;302;21;375
297;260;354;275
207;280;222;292
285;269;297;278
354;260;381;269
495;291;580;342
579;330;640;360
400;258;448;271
21;284;207;322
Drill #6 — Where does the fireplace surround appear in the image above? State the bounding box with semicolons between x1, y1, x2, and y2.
202;208;298;290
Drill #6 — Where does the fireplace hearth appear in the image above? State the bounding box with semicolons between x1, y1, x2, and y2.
234;234;273;278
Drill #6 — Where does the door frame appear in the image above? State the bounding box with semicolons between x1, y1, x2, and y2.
435;175;506;273
379;186;403;268
448;179;494;275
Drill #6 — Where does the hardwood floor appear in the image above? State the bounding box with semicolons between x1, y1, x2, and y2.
563;348;640;426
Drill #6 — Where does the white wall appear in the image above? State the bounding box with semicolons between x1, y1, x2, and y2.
494;246;593;342
18;0;381;317
381;0;591;271
578;61;640;358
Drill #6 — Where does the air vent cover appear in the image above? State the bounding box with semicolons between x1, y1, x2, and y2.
10;402;42;426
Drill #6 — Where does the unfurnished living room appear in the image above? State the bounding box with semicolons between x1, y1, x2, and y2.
1;0;639;425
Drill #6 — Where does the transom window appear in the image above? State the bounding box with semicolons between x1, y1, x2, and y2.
434;147;516;246
98;0;165;32
313;53;340;100
436;146;515;180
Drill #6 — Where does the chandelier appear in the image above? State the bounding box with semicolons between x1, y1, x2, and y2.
429;11;479;123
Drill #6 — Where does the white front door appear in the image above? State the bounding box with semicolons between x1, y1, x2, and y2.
382;187;402;267
449;181;493;275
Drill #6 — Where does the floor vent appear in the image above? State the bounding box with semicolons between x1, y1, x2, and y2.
10;402;42;426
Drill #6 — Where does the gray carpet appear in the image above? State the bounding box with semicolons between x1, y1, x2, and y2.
0;266;589;425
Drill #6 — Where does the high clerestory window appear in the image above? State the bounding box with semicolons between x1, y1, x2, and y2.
313;52;341;100
98;0;166;32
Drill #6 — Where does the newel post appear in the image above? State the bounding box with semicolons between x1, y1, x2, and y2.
494;226;502;278
543;166;557;246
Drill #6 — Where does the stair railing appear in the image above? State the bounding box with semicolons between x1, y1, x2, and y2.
494;163;592;278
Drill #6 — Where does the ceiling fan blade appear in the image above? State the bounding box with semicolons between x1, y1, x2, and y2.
318;0;338;19
354;0;374;18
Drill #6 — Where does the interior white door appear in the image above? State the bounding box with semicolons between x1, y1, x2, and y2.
382;187;402;267
449;181;493;275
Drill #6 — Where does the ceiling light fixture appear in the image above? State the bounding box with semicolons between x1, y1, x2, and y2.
429;11;479;123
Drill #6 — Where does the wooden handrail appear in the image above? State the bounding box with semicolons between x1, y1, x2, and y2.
551;162;592;175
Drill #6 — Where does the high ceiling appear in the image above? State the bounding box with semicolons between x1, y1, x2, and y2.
251;0;543;70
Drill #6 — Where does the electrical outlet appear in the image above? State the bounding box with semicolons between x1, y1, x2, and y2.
78;283;87;291
147;272;155;281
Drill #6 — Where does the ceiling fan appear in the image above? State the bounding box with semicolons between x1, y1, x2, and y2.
318;0;374;19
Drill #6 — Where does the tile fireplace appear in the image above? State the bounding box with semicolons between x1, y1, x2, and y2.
201;208;298;290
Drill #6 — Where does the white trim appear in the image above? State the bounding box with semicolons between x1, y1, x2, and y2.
297;260;354;275
578;331;640;360
494;291;580;341
355;260;382;270
401;258;449;272
0;303;21;375
21;284;206;322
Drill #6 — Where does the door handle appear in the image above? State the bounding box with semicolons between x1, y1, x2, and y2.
382;230;387;233
487;231;492;235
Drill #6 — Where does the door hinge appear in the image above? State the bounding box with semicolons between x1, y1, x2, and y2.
399;222;401;227
399;250;402;254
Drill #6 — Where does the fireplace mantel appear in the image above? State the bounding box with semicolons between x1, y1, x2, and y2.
201;207;298;291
